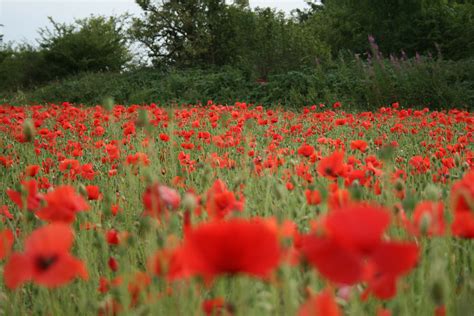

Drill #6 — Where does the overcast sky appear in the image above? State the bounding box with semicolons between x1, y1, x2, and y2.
0;0;309;44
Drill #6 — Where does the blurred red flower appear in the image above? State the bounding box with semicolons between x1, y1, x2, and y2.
4;224;88;289
35;186;89;223
177;218;281;280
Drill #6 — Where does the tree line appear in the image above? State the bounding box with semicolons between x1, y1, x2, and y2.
0;0;473;98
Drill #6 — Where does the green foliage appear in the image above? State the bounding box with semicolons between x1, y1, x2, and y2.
130;1;330;75
1;0;473;107
306;0;474;60
4;56;472;110
0;44;49;91
0;15;131;92
38;15;131;78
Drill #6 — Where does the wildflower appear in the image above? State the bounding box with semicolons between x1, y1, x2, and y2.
35;186;89;223
4;224;88;289
177;218;281;280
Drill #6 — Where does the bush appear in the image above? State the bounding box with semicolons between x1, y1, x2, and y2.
0;15;131;93
1;56;473;110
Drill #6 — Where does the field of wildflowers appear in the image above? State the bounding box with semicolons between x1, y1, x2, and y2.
0;101;473;315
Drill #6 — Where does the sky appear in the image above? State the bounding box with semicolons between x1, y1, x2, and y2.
0;0;309;44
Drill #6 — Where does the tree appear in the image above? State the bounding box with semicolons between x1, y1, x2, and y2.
130;0;330;73
39;15;131;78
0;44;48;91
305;0;474;59
131;0;234;68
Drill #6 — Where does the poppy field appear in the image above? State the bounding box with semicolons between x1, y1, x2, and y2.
0;101;473;315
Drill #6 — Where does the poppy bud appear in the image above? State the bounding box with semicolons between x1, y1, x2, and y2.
402;190;417;213
103;97;114;112
420;213;432;236
394;179;405;192
22;119;35;142
136;109;148;128
106;229;120;246
182;193;197;212
454;153;462;167
424;184;441;201
138;216;152;236
108;257;119;272
142;170;154;187
102;191;113;217
78;184;87;197
378;144;396;161
273;183;286;200
430;280;445;306
350;180;363;201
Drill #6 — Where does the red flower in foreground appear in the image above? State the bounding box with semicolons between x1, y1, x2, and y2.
35;186;89;223
298;289;341;316
299;203;419;300
176;218;281;280
4;224;88;289
205;180;244;219
451;170;474;238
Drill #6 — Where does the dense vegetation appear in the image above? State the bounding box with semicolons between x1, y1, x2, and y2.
1;0;473;108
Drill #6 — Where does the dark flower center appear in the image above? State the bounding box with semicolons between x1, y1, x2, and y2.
36;255;58;271
325;167;335;176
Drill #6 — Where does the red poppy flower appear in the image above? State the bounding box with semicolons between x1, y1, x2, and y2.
350;140;368;153
177;218;281;280
317;151;346;180
35;186;89;223
126;152;150;166
25;164;40;177
85;185;101;200
205;180;244;219
363;242;419;300
409;156;430;174
299;203;419;299
7;180;43;211
300;234;363;284
108;257;119;272
0;205;13;221
298;144;315;158
305;189;322;206
325;204;391;254
159;133;170;142
451;170;474;238
4;224;88;289
106;229;120;246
